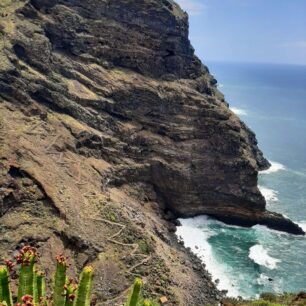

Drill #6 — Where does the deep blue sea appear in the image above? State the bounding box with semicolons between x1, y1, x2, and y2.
176;62;306;298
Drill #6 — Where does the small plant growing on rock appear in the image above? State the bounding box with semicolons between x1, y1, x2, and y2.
126;278;142;306
74;266;94;306
0;264;13;306
125;278;160;306
53;255;68;306
15;246;38;303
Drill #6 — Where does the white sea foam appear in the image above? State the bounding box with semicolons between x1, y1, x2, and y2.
249;244;281;270
176;216;240;297
217;83;224;88
260;161;286;174
259;186;279;202
230;107;248;116
297;221;306;232
257;274;284;294
257;273;270;285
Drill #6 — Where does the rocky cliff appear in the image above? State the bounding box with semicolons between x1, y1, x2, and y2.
0;0;304;304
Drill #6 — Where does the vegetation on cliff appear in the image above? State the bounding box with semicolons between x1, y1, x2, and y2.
0;246;161;306
1;245;304;306
0;246;94;306
223;292;306;306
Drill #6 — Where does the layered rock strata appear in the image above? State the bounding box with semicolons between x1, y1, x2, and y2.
0;0;304;303
0;0;302;234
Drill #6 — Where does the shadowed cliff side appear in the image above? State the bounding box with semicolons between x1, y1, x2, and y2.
0;0;304;298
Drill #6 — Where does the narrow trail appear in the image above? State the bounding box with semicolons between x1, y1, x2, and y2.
90;216;152;274
45;133;153;304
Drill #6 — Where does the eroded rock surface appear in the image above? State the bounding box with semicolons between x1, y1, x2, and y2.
0;0;304;304
1;0;301;232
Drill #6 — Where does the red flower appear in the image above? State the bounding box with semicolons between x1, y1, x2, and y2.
4;259;15;271
15;246;38;266
55;254;69;266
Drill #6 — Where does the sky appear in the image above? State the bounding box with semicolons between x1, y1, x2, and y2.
175;0;306;65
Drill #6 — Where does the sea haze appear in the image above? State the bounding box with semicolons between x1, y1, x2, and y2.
176;62;306;298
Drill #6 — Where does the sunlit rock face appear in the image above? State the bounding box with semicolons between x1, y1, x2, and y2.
0;0;303;263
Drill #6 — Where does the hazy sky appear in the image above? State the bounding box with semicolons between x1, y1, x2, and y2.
176;0;306;65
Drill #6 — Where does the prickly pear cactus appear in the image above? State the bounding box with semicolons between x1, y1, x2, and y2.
0;266;13;306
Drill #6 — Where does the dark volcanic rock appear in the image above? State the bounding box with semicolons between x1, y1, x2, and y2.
0;0;303;277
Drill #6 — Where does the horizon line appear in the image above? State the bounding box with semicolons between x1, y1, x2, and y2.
202;59;306;67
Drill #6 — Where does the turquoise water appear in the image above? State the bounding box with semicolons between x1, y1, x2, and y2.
176;62;306;298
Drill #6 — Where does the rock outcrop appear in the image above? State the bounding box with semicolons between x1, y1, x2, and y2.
0;0;304;303
0;0;303;235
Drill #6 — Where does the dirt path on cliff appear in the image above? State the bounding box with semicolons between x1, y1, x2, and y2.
0;101;221;305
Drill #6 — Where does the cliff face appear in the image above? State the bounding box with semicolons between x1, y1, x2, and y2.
0;0;304;303
1;0;302;234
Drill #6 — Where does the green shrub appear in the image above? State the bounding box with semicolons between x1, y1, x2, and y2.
251;299;283;306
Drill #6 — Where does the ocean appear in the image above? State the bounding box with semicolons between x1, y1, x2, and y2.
176;62;306;298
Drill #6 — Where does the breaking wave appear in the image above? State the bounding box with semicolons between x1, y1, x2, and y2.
259;186;279;202
297;221;306;232
176;216;240;297
249;244;281;270
260;161;286;174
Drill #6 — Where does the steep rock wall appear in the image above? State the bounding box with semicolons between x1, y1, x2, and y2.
0;0;304;254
